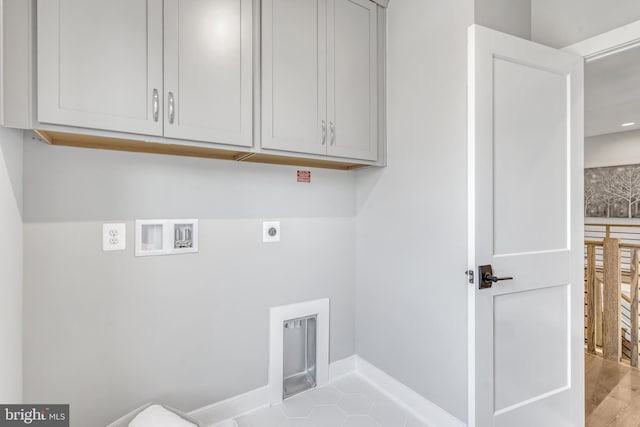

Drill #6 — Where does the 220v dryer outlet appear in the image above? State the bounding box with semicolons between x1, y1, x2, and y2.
263;221;281;243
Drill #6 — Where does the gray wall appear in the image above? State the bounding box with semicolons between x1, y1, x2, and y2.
585;130;640;168
0;126;23;403
532;0;640;48
355;0;472;423
475;0;531;40
23;138;356;426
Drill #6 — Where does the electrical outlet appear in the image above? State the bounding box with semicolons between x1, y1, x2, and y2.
103;223;126;251
263;221;280;243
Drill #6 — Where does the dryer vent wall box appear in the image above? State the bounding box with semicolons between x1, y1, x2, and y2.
135;219;198;257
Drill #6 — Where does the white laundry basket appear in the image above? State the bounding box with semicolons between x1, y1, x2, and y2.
106;403;203;427
211;421;239;427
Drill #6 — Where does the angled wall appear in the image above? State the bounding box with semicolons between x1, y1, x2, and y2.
355;0;473;422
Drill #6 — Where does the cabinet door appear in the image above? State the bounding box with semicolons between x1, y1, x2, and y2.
262;0;327;155
164;0;253;146
37;0;163;135
327;0;377;161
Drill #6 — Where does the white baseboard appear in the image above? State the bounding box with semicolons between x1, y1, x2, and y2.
190;355;465;427
188;386;269;426
329;354;358;381
355;356;466;427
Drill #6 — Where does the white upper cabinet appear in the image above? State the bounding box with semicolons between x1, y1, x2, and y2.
36;0;383;164
261;0;378;161
163;0;253;146
37;0;164;136
261;0;327;155
37;0;253;146
327;0;377;160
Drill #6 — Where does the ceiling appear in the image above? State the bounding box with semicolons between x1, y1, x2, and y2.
586;44;640;137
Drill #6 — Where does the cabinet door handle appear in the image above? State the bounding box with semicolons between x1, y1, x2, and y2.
321;120;327;145
330;121;335;146
152;89;159;122
168;91;175;124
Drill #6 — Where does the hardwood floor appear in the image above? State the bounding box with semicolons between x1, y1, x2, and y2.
586;352;640;426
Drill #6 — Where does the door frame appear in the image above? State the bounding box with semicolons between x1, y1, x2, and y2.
467;19;640;427
563;20;640;61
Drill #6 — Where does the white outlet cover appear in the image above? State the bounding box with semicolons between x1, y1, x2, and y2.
103;223;126;251
263;221;280;243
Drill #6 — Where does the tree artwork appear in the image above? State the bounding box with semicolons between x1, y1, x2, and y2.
584;185;598;217
584;165;640;218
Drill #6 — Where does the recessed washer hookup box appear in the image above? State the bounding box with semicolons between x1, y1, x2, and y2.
0;405;69;426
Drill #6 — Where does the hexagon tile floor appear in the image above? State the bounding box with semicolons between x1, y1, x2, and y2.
233;374;429;427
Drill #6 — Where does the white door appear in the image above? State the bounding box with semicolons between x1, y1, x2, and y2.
468;25;584;427
37;0;163;136
327;0;377;161
261;0;327;155
163;0;253;146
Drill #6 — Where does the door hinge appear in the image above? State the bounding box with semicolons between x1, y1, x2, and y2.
465;269;474;284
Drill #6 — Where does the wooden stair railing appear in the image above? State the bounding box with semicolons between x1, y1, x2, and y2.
586;243;596;354
631;248;638;367
584;237;640;367
603;238;621;362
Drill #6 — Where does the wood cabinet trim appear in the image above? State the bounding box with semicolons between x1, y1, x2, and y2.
35;130;369;170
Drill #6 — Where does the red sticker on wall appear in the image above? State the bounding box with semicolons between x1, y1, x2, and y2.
297;170;311;183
